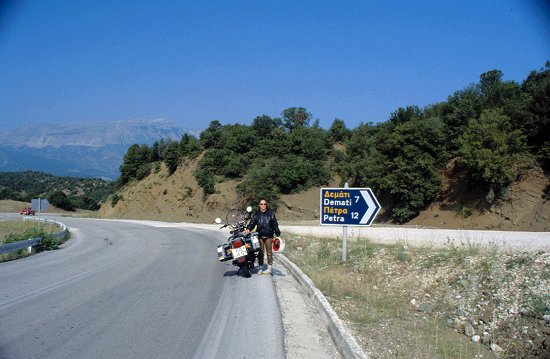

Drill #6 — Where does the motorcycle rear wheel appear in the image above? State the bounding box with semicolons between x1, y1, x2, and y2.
242;263;251;278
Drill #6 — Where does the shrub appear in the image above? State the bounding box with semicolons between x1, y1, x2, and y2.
111;193;123;207
458;108;528;196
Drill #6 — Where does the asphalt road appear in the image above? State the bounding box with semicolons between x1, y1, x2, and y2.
0;216;284;359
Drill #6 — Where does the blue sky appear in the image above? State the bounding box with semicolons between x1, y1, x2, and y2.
0;1;548;132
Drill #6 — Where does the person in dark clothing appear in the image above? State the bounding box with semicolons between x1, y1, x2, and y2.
244;198;281;275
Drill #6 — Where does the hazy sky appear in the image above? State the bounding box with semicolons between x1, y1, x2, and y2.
0;1;548;132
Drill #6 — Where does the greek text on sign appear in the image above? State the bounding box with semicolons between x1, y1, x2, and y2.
320;188;381;226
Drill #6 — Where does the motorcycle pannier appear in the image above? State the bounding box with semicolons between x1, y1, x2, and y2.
250;234;260;251
217;243;232;261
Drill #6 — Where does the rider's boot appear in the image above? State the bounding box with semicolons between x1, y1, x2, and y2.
257;263;265;274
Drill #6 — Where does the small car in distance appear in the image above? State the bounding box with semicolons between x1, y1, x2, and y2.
19;207;36;215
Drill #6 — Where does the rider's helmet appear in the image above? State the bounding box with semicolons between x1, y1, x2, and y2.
272;237;285;253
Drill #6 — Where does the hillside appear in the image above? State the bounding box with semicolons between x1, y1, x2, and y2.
98;158;550;232
0;199;95;217
0;119;198;179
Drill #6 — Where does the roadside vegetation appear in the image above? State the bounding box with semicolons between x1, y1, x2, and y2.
0;220;66;262
1;63;548;223
114;62;550;223
284;234;550;358
0;171;114;211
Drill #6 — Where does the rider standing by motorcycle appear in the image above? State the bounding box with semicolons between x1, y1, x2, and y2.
244;198;281;275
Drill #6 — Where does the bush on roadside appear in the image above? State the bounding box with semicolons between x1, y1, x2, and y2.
5;227;60;251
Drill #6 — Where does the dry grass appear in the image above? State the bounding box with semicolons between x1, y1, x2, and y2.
284;234;550;358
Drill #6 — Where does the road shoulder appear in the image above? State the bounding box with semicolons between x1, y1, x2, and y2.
272;256;342;359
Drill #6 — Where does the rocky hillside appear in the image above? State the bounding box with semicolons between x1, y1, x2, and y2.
99;157;550;232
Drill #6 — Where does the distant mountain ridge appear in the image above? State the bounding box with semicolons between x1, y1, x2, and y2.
0;119;200;180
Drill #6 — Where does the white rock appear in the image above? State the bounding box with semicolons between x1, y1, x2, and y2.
491;343;503;352
472;335;480;342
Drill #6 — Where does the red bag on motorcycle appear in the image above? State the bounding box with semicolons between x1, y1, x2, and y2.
272;237;285;253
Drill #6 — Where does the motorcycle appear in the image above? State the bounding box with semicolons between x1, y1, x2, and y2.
215;207;261;278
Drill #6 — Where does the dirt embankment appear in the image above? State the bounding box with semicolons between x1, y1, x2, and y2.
408;163;550;232
97;159;550;232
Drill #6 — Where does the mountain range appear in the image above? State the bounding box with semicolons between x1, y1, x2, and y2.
0;119;200;180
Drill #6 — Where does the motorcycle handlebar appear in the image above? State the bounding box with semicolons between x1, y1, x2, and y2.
219;221;246;229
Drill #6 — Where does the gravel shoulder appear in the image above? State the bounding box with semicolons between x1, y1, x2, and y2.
272;256;342;359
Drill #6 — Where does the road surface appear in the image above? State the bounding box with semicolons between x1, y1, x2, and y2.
0;217;284;359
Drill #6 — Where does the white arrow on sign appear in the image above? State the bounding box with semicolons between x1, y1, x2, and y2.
359;189;380;225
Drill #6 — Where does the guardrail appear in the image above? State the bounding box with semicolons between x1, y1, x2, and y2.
0;217;68;255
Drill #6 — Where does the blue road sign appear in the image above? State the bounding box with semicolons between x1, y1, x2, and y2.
320;188;381;226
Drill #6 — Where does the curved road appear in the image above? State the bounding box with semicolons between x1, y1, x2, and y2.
0;216;284;359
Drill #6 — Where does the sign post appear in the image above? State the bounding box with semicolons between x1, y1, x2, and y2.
320;187;381;260
31;198;49;226
342;182;349;261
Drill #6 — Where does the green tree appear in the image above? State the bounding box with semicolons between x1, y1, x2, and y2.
73;195;100;211
342;122;389;190
388;106;423;126
236;160;280;205
443;85;483;153
538;141;550;170
270;155;330;194
521;61;550;152
282;107;311;131
47;190;75;211
195;150;219;197
478;69;531;130
343;116;445;223
328;118;350;143
458;108;528;197
179;133;202;158
285;125;329;161
119;144;151;186
380;117;445;222
163;141;181;175
248;125;287;159
200;120;223;149
251;115;283;138
222;124;254;154
236;154;329;205
149;140;162;162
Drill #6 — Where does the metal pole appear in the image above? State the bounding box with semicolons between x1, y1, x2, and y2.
38;197;42;229
342;182;349;261
342;225;348;261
